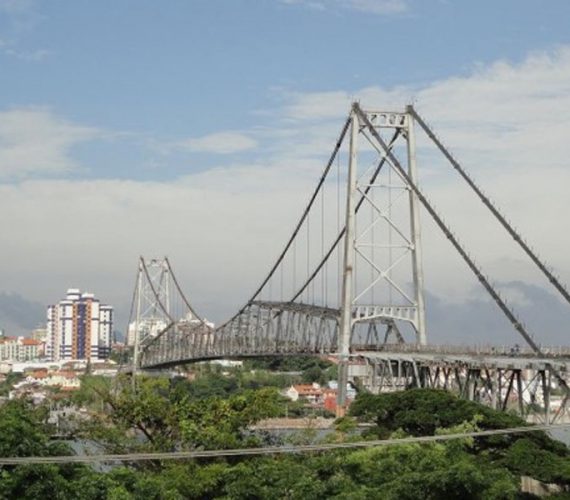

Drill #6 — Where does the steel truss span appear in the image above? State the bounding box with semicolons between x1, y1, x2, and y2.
137;103;570;419
354;350;570;424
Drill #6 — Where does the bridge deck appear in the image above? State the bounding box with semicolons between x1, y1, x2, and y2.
356;351;570;372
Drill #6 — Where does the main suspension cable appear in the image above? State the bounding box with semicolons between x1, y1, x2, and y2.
409;106;570;307
217;117;351;331
164;257;205;323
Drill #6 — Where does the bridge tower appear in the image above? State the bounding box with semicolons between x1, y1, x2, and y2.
337;105;428;413
129;258;171;377
128;257;207;378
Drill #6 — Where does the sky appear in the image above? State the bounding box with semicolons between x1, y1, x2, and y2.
1;0;570;345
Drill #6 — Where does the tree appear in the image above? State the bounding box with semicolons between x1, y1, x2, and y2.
79;375;282;454
0;400;93;499
349;388;570;490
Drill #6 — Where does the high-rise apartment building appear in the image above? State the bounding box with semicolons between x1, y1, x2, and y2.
47;289;113;361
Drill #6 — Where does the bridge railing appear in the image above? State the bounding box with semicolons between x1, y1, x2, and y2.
353;343;570;358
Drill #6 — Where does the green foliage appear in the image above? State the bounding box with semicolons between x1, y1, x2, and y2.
240;369;299;390
80;375;282;454
350;388;526;437
0;400;95;499
0;372;23;397
221;457;326;499
503;438;570;485
334;416;358;434
0;399;68;457
243;355;333;373
177;387;282;449
324;443;518;500
171;371;239;400
349;388;570;490
71;375;112;410
1;379;569;499
170;368;299;402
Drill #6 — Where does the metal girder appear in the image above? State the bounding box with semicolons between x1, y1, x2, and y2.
251;301;340;320
353;305;418;325
140;302;341;368
354;352;570;424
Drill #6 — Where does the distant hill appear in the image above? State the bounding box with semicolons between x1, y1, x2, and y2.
426;280;570;346
0;292;45;336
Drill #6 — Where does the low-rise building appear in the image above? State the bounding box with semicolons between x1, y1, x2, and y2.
285;383;323;404
90;361;119;377
285;381;356;410
9;368;82;399
0;336;42;362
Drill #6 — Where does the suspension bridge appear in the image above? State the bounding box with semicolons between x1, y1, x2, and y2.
128;103;570;421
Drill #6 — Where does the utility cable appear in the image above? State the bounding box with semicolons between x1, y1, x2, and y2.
0;423;568;465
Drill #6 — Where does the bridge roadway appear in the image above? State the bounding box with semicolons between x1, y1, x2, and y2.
140;338;570;373
353;344;570;370
138;338;570;422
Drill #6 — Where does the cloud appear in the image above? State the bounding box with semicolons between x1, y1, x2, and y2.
173;131;258;154
0;40;51;60
0;0;50;61
0;0;34;14
0;107;100;178
278;46;570;132
0;169;314;331
281;0;408;15
344;0;408;14
3;45;570;346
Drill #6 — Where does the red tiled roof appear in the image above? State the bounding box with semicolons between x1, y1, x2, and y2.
293;384;322;396
21;338;41;346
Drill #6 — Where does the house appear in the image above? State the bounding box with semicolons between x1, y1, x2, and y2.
17;369;81;392
322;388;338;412
285;383;323;405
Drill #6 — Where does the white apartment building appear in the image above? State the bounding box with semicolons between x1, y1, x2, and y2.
126;318;169;346
0;336;42;362
46;289;113;361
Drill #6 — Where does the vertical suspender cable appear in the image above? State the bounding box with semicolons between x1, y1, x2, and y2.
216;117;351;330
287;130;401;305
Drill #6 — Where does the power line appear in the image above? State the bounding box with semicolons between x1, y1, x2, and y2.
1;423;568;465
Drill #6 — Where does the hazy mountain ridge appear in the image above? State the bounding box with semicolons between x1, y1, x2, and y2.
426;280;570;346
0;292;45;336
